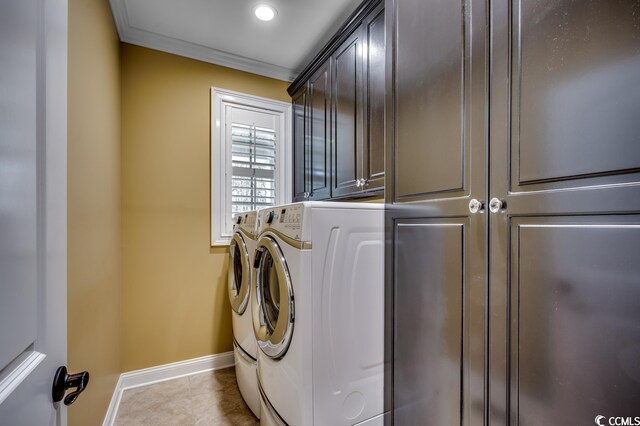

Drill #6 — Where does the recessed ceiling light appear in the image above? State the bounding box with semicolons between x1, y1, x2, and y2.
254;4;277;22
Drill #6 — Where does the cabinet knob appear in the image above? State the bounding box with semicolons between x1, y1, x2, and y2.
489;198;505;213
468;198;484;214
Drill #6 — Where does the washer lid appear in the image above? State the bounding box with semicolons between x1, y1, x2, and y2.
252;235;294;359
228;232;251;314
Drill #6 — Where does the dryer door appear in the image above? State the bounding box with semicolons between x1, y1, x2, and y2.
228;232;251;314
252;235;294;359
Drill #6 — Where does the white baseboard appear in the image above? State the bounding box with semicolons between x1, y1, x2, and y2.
102;374;124;426
103;351;235;426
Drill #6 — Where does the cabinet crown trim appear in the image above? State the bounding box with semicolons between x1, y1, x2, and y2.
286;0;384;96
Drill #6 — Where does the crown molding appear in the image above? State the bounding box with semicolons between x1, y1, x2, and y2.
109;0;297;82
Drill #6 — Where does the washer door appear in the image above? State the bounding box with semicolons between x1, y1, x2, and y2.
252;235;294;359
228;232;250;314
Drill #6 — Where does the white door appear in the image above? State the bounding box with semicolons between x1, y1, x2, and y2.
0;0;69;424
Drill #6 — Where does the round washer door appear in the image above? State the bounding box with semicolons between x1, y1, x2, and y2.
228;232;250;314
252;235;294;359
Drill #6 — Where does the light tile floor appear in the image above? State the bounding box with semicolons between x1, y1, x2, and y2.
115;367;259;426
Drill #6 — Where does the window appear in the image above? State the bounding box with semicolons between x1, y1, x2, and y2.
211;88;291;246
230;121;276;213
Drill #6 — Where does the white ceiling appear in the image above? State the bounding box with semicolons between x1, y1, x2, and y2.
109;0;364;81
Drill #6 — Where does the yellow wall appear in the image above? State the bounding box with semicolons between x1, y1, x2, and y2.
120;44;290;371
68;0;121;424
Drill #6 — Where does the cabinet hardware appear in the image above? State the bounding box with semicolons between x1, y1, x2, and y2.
468;199;484;214
355;178;369;188
489;198;505;213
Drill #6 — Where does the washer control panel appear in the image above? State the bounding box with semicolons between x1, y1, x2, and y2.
239;211;257;236
232;213;242;228
258;204;304;240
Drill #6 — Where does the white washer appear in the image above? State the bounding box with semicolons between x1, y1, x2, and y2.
252;202;385;426
229;210;260;419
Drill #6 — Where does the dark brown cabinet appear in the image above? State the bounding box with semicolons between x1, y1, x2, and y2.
361;4;385;193
331;27;363;198
290;0;384;201
331;0;386;198
387;0;640;424
386;0;486;423
291;85;307;201
307;60;332;201
488;1;640;424
291;61;332;202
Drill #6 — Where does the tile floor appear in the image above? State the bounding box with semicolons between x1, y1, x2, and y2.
115;367;259;426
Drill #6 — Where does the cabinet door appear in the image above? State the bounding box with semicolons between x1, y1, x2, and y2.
362;2;385;193
489;1;640;424
308;60;331;200
331;27;363;198
292;85;307;202
386;0;487;424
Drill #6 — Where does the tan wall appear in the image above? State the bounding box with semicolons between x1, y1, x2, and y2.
67;0;121;424
120;44;290;371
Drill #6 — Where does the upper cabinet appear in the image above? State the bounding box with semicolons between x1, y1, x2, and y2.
331;26;363;198
289;0;385;201
361;3;385;193
307;60;332;201
291;85;307;201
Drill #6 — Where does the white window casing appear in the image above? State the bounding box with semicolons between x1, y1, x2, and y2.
211;88;292;246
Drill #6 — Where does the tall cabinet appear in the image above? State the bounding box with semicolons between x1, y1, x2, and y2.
387;0;640;424
386;0;487;423
289;0;385;201
488;1;640;424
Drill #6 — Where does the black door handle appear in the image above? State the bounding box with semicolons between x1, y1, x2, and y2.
52;366;89;406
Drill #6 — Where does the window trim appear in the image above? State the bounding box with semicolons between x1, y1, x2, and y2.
211;87;292;246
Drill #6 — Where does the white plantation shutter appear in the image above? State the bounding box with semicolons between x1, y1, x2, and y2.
211;88;291;246
231;123;277;213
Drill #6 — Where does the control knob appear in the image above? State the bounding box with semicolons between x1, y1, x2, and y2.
266;211;275;224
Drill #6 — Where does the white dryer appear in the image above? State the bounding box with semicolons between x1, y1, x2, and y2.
251;202;385;426
229;210;260;419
